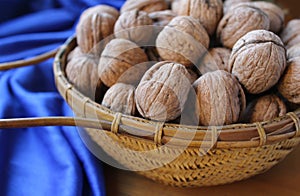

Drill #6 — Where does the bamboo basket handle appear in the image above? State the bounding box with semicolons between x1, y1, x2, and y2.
0;48;58;71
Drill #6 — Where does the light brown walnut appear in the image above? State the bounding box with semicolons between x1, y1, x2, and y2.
199;47;231;75
66;54;100;99
98;39;148;87
229;30;286;94
120;0;168;14
173;0;223;35
76;6;117;55
223;0;251;14
193;70;246;126
114;10;153;45
102;83;136;116
156;16;209;67
240;94;287;123
278;57;300;104
82;4;120;19
281;19;300;49
217;4;270;49
149;10;177;27
135;62;192;122
287;44;300;60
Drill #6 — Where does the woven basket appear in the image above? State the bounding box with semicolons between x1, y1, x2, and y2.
54;36;300;187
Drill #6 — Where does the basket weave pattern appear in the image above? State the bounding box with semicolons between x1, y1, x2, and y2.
54;37;300;187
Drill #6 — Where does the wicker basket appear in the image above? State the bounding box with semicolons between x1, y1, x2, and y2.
54;36;300;187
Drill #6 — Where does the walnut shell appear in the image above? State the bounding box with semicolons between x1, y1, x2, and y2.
223;0;251;14
229;30;286;94
114;10;154;45
240;94;287;123
281;19;300;49
278;57;300;104
174;0;223;35
120;0;168;14
199;47;231;75
156;16;209;67
135;62;192;121
102;83;136;115
287;44;300;60
149;10;177;27
76;11;116;55
67;46;83;62
98;39;148;87
82;4;120;19
193;70;246;126
217;4;270;49
66;54;100;99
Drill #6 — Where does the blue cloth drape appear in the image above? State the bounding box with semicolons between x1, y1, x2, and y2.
0;0;125;195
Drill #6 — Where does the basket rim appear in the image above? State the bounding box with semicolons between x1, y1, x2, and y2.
53;36;300;149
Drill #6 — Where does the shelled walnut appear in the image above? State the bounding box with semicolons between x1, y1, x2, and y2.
217;4;269;49
240;94;287;123
102;83;136;115
278;57;300;104
120;0;168;14
76;6;117;55
156;16;209;67
193;70;246;126
281;19;300;49
135;62;192;121
173;0;223;35
199;47;231;75
229;30;286;94
66;54;100;99
114;10;153;45
98;39;148;87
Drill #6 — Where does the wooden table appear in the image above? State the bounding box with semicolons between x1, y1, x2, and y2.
103;0;300;195
104;145;300;196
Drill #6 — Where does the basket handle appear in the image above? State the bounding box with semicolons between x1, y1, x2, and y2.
0;48;58;71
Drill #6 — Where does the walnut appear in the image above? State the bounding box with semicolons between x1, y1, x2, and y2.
82;4;120;19
102;83;136;115
199;47;231;75
114;10;154;45
67;46;83;62
287;44;300;60
281;19;300;49
66;54;100;99
76;8;117;55
217;4;270;49
240;94;287;123
193;70;246;126
156;16;210;67
120;0;168;14
223;0;251;14
173;0;223;35
278;57;300;104
225;1;285;33
149;10;177;27
228;30;286;94
98;39;148;87
135;62;192;121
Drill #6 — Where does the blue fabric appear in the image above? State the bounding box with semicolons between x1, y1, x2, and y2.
0;0;125;195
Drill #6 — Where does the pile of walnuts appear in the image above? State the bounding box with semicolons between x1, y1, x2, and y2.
66;0;300;126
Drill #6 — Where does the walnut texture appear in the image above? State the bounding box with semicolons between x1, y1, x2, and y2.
98;39;148;87
76;11;116;56
149;10;177;27
120;0;168;14
156;16;209;67
114;10;154;45
102;83;136;115
278;57;300;104
281;19;300;49
173;0;223;35
199;47;231;75
82;4;120;19
193;70;246;126
66;54;100;99
135;62;192;121
287;44;300;60
217;4;270;49
240;94;287;123
223;0;251;14
229;30;286;94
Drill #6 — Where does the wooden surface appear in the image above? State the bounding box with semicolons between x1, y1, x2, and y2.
104;145;300;196
102;0;300;195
